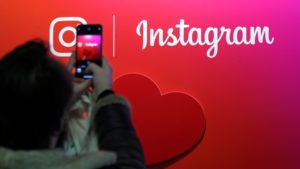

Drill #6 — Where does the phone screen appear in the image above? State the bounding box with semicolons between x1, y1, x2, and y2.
75;24;102;79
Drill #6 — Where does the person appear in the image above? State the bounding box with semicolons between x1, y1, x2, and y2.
0;40;146;169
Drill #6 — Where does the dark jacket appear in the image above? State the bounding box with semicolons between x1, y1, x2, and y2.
93;94;146;169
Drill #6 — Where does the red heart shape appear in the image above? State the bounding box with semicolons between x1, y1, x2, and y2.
114;74;206;168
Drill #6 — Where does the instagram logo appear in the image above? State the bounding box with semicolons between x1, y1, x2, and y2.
49;17;87;57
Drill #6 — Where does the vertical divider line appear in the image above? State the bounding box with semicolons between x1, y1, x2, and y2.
113;14;115;57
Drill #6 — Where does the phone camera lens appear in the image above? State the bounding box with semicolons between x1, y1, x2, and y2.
88;27;91;31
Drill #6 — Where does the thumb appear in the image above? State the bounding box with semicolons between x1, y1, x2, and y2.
86;62;103;75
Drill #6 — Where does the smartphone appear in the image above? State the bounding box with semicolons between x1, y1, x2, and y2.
75;24;102;79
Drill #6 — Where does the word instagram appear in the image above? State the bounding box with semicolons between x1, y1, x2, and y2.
136;19;274;58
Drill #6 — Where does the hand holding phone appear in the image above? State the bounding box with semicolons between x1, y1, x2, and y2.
86;59;113;101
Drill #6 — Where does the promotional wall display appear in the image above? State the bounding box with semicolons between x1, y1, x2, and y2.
1;0;300;169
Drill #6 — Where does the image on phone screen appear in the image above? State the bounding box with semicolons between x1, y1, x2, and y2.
75;24;102;79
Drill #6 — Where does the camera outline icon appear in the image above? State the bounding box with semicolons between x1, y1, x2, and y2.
49;17;87;57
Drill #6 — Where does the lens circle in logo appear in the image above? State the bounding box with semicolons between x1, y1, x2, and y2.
59;26;76;47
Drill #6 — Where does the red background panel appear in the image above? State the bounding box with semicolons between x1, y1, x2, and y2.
1;0;300;169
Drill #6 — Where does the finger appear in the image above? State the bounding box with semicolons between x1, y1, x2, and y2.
67;52;76;72
86;62;102;74
102;56;112;73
